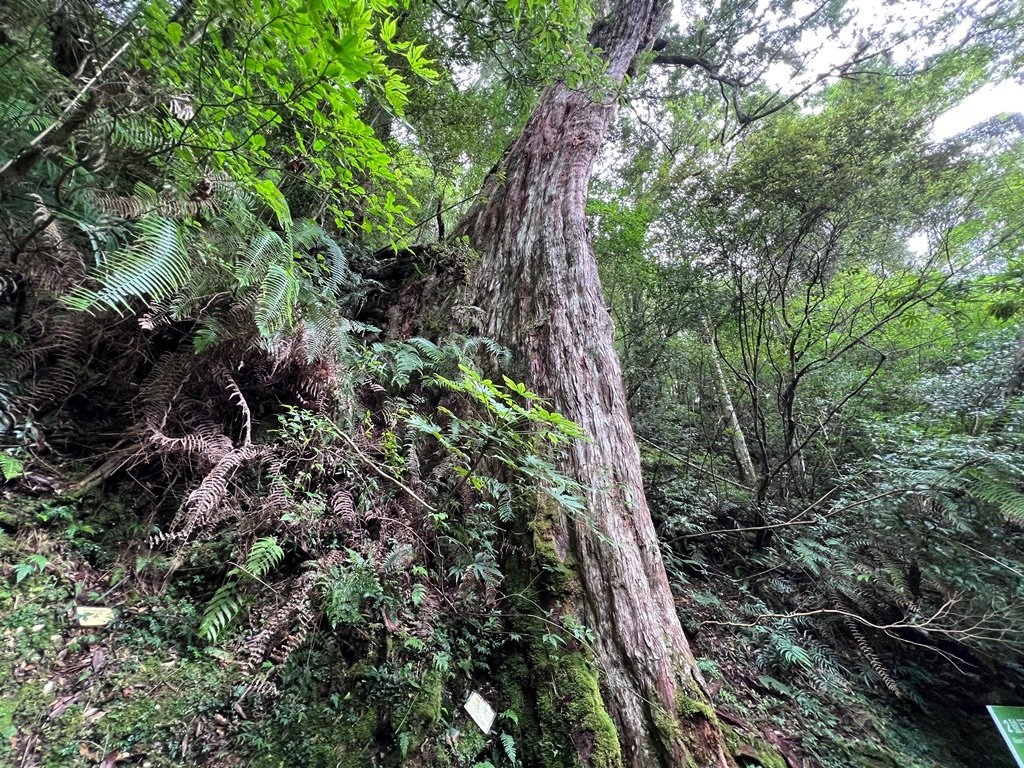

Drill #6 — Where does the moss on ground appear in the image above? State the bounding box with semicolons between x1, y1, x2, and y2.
0;492;381;768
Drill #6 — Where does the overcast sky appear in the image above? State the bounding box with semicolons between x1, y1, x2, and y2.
683;0;1024;141
933;80;1024;140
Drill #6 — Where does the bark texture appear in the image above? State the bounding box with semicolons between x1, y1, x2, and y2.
456;2;731;765
704;321;758;488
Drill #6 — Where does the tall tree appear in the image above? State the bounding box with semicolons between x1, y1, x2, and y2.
455;1;731;765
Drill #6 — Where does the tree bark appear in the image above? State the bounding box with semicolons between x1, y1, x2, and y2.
1005;322;1024;402
455;1;731;765
703;320;758;488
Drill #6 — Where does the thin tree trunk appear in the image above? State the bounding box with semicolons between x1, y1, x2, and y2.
703;321;758;488
1005;322;1024;401
455;2;731;765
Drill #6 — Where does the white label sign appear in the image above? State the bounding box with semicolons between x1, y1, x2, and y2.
464;691;496;734
74;607;116;627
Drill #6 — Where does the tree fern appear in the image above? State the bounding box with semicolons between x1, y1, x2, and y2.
64;214;190;314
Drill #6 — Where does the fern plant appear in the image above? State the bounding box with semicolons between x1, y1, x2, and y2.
64;214;190;314
0;452;23;481
199;536;285;643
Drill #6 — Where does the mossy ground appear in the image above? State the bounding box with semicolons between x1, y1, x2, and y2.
3;471;980;768
0;492;413;767
0;488;567;768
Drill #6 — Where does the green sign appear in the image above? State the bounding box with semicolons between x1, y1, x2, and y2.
989;706;1024;767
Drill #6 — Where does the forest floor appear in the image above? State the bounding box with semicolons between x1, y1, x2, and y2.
0;483;1013;768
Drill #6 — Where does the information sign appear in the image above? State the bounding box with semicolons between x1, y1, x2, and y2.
464;691;496;735
988;705;1024;768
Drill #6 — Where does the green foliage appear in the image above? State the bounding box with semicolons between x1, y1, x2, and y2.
13;554;47;583
64;214;190;314
0;453;22;481
409;364;586;515
1;0;1022;765
245;536;287;579
199;536;284;642
319;550;385;628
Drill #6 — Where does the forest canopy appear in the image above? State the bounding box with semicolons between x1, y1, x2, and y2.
1;0;1024;767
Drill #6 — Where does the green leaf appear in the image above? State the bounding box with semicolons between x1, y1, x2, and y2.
253;179;292;227
0;453;23;481
166;22;182;47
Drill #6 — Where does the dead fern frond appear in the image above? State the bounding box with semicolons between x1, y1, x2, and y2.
215;363;253;447
171;445;264;540
243;567;320;669
25;195;86;294
146;420;234;464
88;185;218;220
845;617;902;697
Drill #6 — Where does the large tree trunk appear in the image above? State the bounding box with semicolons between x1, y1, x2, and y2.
455;2;731;765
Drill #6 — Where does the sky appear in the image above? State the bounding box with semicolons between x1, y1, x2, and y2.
700;0;1024;142
933;80;1024;140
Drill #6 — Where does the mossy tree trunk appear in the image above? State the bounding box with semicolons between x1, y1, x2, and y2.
455;1;732;766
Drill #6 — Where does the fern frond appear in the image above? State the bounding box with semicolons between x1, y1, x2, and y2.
500;732;518;766
193;317;227;354
380;543;413;574
875;551;914;605
237;229;287;287
64;214;190;314
173;445;263;539
106;113;175;154
892;466;970;494
452;335;510;367
0;452;23;481
846;618;902;697
970;476;1024;525
245;536;285;579
292;219;353;292
256;260;297;335
199;579;244;643
0;97;44;132
406;337;445;365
